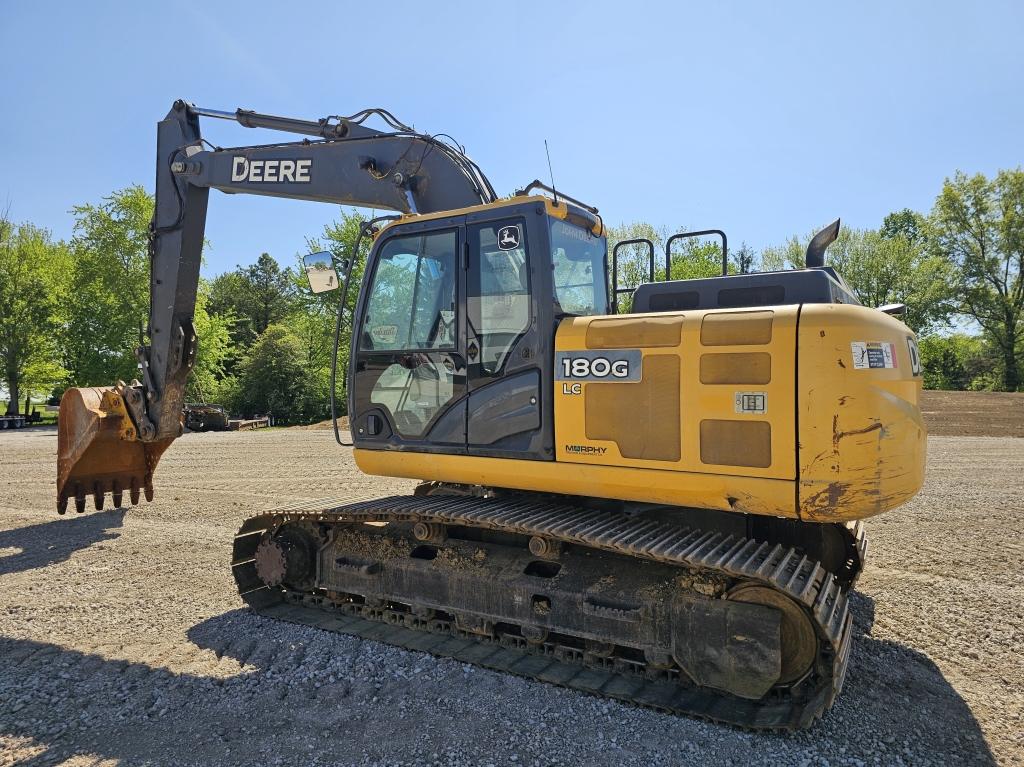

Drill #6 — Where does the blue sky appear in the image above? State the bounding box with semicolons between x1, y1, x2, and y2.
1;1;1021;277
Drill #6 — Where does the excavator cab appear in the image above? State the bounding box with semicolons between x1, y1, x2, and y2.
341;196;606;461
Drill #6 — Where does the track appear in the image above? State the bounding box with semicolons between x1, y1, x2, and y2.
232;494;853;730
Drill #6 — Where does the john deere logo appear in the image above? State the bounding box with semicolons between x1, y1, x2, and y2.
231;156;311;183
497;225;520;250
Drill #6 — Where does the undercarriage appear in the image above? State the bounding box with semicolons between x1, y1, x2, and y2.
232;489;863;730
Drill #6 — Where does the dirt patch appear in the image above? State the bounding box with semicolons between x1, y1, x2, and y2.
921;390;1024;437
331;525;411;561
434;545;487;571
634;569;728;602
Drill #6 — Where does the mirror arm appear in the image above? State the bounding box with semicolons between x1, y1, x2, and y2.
330;214;402;447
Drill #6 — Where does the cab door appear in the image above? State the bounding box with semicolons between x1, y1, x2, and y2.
350;223;468;451
464;214;544;457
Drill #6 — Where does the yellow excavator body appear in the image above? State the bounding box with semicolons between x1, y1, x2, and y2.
356;302;925;522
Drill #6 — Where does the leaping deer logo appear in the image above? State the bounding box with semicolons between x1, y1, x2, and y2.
498;226;520;250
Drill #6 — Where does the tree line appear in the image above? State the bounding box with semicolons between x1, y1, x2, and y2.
1;167;1021;420
0;186;371;422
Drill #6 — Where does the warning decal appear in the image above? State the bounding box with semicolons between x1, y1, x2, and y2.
851;341;897;370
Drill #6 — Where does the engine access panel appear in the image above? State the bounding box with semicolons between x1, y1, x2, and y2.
552;304;925;521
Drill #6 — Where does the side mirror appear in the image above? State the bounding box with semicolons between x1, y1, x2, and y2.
877;303;907;316
303;251;340;293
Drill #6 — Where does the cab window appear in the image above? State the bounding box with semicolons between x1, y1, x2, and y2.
469;221;531;375
550;219;608;316
360;231;457;351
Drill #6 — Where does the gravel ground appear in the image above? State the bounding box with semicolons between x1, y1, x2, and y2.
1;426;1022;766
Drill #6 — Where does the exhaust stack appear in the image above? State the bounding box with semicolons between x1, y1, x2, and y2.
805;219;841;268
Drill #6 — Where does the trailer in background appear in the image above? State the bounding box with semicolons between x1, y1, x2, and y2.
227;416;270;431
184;403;270;432
0;411;44;429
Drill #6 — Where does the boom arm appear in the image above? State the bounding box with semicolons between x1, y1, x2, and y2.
141;100;495;440
57;100;496;511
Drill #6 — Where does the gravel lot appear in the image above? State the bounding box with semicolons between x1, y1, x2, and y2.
1;424;1022;766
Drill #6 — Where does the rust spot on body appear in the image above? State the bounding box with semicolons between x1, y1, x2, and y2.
802;481;850;517
832;419;883;451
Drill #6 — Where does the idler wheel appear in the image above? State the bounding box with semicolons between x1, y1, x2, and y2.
729;583;817;684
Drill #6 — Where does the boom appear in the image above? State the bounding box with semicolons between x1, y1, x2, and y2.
57;100;497;512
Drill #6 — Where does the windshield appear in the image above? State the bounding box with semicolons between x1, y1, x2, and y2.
550;219;608;316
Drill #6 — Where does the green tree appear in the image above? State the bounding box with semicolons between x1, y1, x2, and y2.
930;169;1024;390
758;236;803;272
732;242;756;274
208;252;296;349
63;186;153;385
918;333;996;391
880;208;927;244
233;324;310;423
0;216;69;413
187;282;235;403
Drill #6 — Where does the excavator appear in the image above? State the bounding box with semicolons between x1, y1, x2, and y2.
56;100;926;730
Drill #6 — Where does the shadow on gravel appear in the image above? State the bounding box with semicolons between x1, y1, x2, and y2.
837;592;996;766
0;634;242;767
197;597;996;766
0;599;997;766
0;508;125;576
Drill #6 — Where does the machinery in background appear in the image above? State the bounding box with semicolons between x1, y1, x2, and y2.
184;403;269;432
183;403;230;432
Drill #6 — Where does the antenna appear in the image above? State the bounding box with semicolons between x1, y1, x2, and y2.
544;139;558;204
